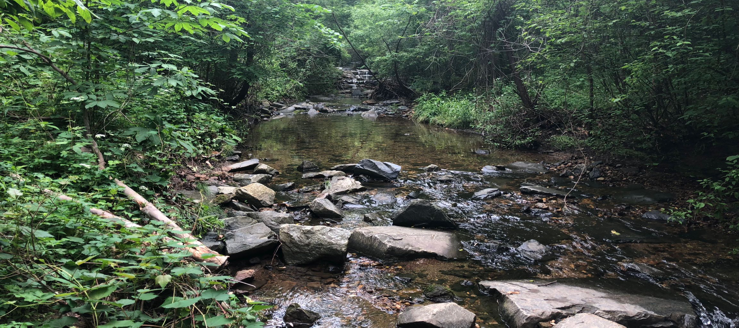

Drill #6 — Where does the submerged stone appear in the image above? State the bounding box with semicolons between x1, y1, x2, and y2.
283;303;321;328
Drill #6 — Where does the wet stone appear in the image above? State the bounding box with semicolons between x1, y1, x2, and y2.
479;280;696;328
392;199;457;229
354;158;401;180
520;184;570;198
363;213;385;225
279;225;351;265
325;176;364;196
223;223;278;259
297;160;320;173
423;164;441;172
330;163;357;173
272;182;295;191
398;302;476;328
424;284;456;303
473;188;502;200
349;226;464;260
233;173;272;185
302;170;346;179
310;198;343;219
226;158;259;171
246;211;293;233
284;303;321;328
517;239;547;261
222;216;259;231
201;231;224;253
253;163;279;175
554;314;625;328
642;210;671;221
234;183;275;208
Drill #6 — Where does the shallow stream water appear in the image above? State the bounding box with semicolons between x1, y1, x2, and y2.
238;99;739;328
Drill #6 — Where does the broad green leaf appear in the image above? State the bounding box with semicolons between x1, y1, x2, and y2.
171;266;201;276
88;284;117;300
200;288;228;301
160;296;200;308
199;315;233;326
136;293;157;301
155;274;171;288
99;320;143;328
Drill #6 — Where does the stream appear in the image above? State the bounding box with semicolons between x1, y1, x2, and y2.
235;98;739;327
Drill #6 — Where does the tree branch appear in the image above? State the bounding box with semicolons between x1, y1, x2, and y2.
0;43;77;85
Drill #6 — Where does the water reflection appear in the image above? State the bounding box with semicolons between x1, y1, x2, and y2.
244;114;541;181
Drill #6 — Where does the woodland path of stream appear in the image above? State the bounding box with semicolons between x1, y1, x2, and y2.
206;97;739;328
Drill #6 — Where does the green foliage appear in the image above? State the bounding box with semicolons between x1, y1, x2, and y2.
414;92;480;129
672;155;739;228
0;171;266;327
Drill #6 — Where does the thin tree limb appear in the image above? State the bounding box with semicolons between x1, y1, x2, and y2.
0;43;77;85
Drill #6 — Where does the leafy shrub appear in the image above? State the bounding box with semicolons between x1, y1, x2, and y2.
671;155;739;229
414;92;480;129
0;171;267;327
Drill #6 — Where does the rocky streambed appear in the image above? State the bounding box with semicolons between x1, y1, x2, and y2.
181;107;739;328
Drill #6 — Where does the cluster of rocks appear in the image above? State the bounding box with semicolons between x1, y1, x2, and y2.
195;156;695;328
338;67;375;98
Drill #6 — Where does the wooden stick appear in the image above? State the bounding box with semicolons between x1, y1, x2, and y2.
112;179;227;266
49;189;228;266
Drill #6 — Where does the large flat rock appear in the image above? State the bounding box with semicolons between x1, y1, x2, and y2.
348;226;464;260
398;302;476;328
553;314;625;328
479;281;696;328
280;225;351;265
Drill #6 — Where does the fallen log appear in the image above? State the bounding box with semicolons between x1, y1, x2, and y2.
112;179;227;266
48;189;227;267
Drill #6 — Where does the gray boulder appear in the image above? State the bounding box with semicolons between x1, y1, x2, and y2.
517;239;547;261
223;216;258;230
354;159;401;180
326;176;364;196
642;210;670;221
283;303;321;328
423;164;441;172
272;182;295;191
217;186;237;195
331;163;357;173
226;158;259;171
235;183;275;208
253;163;279;175
348;226;464;260
507;161;546;174
309;198;343;219
223;222;278;258
398;303;476;328
279;225;351;265
392;199;457;229
246;211;293;233
479;280;696;328
201;231;224;253
554;313;625;328
520;184;570;197
302;170;346;179
473;188;502;200
233;173;272;185
297;160;320;173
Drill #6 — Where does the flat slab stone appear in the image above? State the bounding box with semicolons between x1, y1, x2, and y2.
479;280;696;328
325;176;364;196
302;170;346;179
554;313;625;328
398;302;476;328
235;183;275;207
223;222;278;258
520;184;570;197
348;226;464;260
226;158;259;171
280;225;351;265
